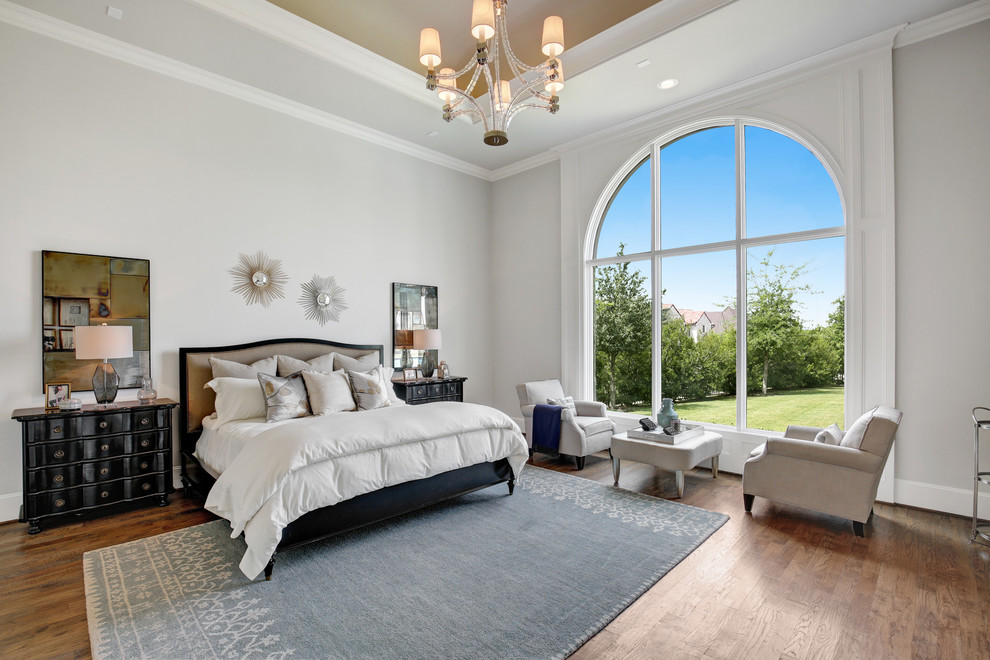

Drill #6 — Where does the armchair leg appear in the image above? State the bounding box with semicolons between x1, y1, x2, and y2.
853;520;865;537
743;493;754;512
675;470;684;499
575;456;586;470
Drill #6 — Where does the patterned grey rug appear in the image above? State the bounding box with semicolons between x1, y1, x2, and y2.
84;466;727;660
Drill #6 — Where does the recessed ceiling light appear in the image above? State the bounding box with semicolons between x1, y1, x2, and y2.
636;59;651;69
658;78;679;90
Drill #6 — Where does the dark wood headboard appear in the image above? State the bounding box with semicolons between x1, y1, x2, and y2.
178;338;383;454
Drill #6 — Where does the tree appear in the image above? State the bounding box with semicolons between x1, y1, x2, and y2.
594;247;651;409
746;252;813;395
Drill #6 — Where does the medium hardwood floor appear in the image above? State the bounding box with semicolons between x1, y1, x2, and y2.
1;453;987;659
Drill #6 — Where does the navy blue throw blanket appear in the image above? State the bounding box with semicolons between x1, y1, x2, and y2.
532;404;563;457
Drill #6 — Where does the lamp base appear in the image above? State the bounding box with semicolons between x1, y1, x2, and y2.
93;361;120;407
421;351;436;378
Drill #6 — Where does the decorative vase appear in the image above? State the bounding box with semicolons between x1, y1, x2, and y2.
137;377;158;403
657;398;678;429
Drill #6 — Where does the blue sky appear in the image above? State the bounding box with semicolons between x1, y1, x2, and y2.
596;125;844;327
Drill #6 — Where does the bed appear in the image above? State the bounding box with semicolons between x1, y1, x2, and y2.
179;338;528;580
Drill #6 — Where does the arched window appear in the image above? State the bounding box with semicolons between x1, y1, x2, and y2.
589;121;844;432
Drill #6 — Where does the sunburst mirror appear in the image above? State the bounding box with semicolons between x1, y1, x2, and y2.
230;250;288;307
299;274;348;325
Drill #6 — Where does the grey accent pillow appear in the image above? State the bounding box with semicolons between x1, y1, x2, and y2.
334;352;380;372
257;371;311;422
277;352;336;377
210;356;277;379
840;406;878;450
814;423;844;445
302;369;356;414
347;366;391;411
547;395;576;414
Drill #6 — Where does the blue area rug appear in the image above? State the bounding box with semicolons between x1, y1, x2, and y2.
84;466;728;659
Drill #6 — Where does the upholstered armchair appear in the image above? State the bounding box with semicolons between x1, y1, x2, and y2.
743;405;902;536
516;379;615;470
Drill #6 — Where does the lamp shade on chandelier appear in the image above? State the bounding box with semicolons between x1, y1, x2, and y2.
419;0;564;146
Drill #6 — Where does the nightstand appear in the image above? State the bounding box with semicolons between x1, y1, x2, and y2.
391;377;467;405
12;398;178;534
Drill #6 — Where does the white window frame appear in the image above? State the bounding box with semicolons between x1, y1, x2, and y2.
585;118;847;433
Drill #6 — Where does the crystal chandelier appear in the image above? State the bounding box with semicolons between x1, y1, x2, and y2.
418;0;565;146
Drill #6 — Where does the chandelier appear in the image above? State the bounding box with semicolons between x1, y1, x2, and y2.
418;0;565;146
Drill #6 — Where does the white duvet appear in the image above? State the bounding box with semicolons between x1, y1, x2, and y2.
203;402;529;579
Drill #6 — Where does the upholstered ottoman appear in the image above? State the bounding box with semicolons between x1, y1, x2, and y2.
610;430;723;498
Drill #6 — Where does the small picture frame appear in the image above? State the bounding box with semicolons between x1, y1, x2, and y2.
415;369;425;380
45;382;71;411
402;368;418;381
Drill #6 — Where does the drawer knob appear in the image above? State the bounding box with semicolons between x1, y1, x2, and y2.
141;482;151;491
101;444;110;452
100;468;109;476
53;474;64;484
53;450;65;459
140;439;150;448
99;421;109;429
55;498;65;508
140;418;150;426
101;490;110;499
53;425;63;434
140;462;149;470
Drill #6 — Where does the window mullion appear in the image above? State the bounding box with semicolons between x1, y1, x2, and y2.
651;144;662;418
736;120;747;431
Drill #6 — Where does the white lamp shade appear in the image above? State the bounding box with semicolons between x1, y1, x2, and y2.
438;67;457;102
495;79;512;112
412;328;442;350
471;0;495;41
74;324;134;360
419;28;442;68
545;59;564;94
541;16;564;57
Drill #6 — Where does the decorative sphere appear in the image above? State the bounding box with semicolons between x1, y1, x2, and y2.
252;271;270;287
316;293;332;307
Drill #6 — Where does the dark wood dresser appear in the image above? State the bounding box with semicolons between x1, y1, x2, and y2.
392;377;467;405
12;398;177;534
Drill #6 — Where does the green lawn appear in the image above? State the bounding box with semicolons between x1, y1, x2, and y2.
627;386;844;432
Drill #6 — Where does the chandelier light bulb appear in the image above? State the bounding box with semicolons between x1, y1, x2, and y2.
419;28;442;68
541;16;564;57
471;0;495;40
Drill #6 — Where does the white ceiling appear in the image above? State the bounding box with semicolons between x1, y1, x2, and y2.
253;0;974;173
7;0;979;176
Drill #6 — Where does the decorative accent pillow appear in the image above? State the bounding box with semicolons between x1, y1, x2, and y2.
547;395;577;414
814;423;844;445
302;369;356;415
257;372;311;423
347;366;391;411
205;377;267;425
277;352;336;377
334;352;380;373
210;356;277;379
840;406;879;450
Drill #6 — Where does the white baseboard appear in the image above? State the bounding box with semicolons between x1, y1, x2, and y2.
0;491;21;523
894;478;990;519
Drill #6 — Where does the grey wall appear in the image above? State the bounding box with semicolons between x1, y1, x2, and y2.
490;162;563;419
893;19;990;498
0;22;494;518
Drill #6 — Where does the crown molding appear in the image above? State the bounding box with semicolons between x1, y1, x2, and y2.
489;150;560;182
0;0;491;180
893;0;990;48
186;0;438;110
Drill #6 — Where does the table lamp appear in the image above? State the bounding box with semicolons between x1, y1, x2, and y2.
75;323;134;408
412;328;442;378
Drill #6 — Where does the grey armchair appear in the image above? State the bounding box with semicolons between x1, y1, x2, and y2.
743;405;902;536
516;379;614;470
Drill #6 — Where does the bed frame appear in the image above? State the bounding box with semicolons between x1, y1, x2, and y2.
178;337;514;579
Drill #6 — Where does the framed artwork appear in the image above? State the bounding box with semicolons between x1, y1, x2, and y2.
42;251;151;392
402;368;418;381
45;382;71;410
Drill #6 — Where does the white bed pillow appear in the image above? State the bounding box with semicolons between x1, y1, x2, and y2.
205;377;267;425
381;367;406;407
276;352;336;377
347;365;391;410
210;356;277;379
334;351;380;373
302;369;357;414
